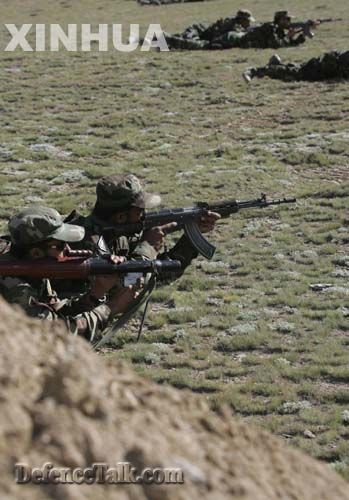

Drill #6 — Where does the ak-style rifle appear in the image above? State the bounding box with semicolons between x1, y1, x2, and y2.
102;193;296;260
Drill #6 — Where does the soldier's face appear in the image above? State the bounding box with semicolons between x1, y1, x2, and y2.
42;239;67;259
279;16;291;29
128;207;145;223
240;19;251;29
110;207;145;224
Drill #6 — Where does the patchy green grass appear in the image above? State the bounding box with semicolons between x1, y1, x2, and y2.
1;0;348;481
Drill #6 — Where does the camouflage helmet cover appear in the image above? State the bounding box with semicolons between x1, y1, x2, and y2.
274;10;295;23
96;174;161;210
9;206;85;246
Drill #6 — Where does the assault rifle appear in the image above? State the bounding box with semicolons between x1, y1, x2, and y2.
0;256;182;281
102;193;296;260
290;18;343;39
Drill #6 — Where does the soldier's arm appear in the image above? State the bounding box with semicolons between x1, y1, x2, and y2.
0;276;113;343
114;234;158;261
289;33;306;46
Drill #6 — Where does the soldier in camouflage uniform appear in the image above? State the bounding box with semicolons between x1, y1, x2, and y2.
0;207;138;343
71;174;219;278
243;50;349;82
204;9;255;49
162;9;255;50
238;10;307;49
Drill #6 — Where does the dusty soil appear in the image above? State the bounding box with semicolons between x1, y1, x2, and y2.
0;298;348;500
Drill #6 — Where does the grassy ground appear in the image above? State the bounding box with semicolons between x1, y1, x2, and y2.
0;0;348;480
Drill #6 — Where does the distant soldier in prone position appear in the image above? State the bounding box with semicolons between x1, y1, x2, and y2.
243;50;349;82
163;9;255;50
239;10;307;49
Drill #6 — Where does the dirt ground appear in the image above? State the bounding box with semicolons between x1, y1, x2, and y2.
0;298;348;500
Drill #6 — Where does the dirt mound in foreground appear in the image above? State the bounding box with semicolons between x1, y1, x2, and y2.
0;298;348;500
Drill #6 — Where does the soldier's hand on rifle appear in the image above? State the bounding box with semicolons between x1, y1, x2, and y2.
142;222;178;252
288;27;298;38
107;285;143;314
89;255;125;299
198;211;220;233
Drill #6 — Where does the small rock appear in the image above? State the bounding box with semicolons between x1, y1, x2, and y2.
293;250;318;262
176;171;195;178
309;283;334;292
30;143;56;153
303;250;318;259
279;401;311;415
206;298;223;306
152;343;171;353
303;429;316;439
144;353;160;365
51;169;86;184
0;147;13;159
241;221;262;235
282;306;296;315
159;81;172;89
196;317;210;328
272;321;295;333
143;86;161;94
158;143;172;151
342;410;349;425
174;329;186;339
233;353;247;362
228;323;256;335
173;307;193;313
29;143;72;158
276;358;291;366
337;307;349;317
237;310;259;321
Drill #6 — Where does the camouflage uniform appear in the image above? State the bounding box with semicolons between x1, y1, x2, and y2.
0;207;113;343
163;9;254;50
72;175;199;281
204;10;255;49
238;10;306;49
244;51;349;82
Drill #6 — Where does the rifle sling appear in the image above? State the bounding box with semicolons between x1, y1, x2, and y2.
93;276;157;349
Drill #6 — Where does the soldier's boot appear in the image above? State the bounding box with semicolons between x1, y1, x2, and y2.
243;69;253;83
243;66;268;83
268;54;282;66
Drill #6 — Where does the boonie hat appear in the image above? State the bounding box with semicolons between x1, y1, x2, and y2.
274;10;295;23
96;174;161;210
